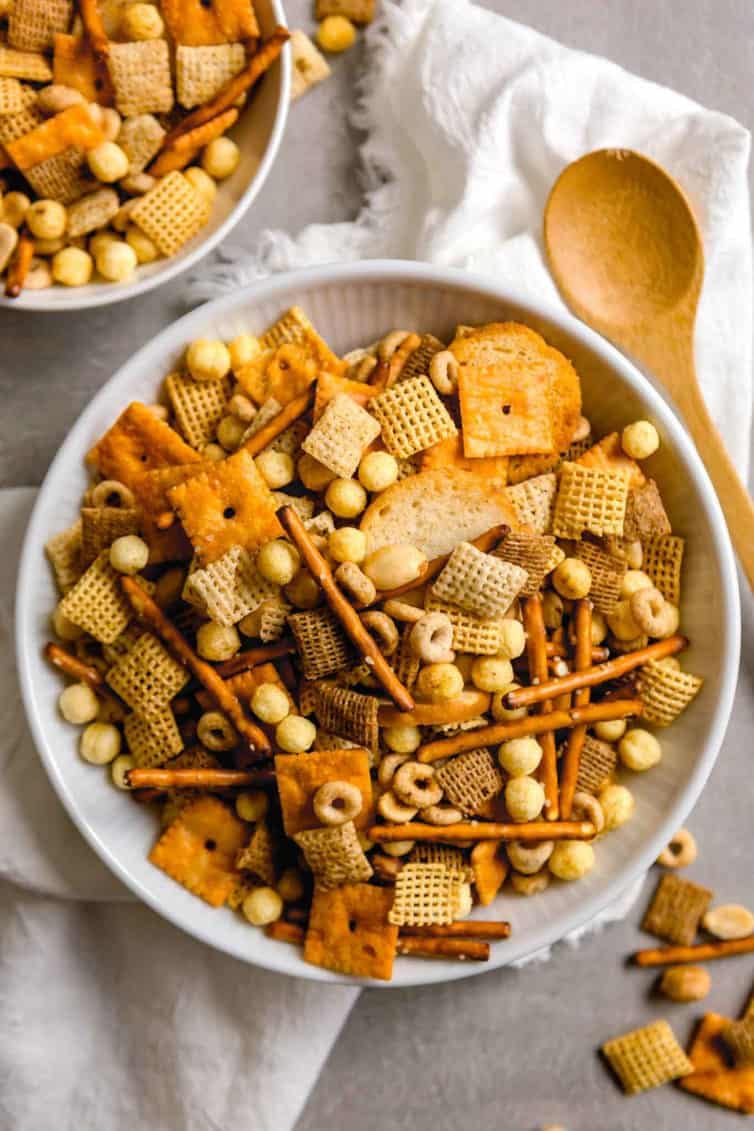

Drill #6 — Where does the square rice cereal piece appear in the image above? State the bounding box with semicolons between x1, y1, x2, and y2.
259;596;292;642
577;431;645;490
58;550;132;643
425;594;503;655
410;843;471;879
45;519;82;593
575;736;617;794
80;504;140;566
506;473;557;534
24;147;90;204
315;0;375;23
551;462;629;539
124;707;183;767
274;746;374;836
680;1012;754;1114
161;0;258;46
53;34;105;103
0;45;52;81
723;1018;754;1066
88;401;200;487
167;448;281;564
184;545;278;626
259;306;344;375
637;659;703;727
642;534;684;606
149;795;246;907
313;684;380;752
270;492;314;522
236;819;278;884
176;43;246;108
573;541;626;615
494;530;565;597
106;630;190;713
641;873;713;946
130;171;210;257
436;748;503;816
304;883;398;981
66;188;120;237
0;93;43;146
107;40;174;117
117;113;165;175
301;393;381;479
432;540;527;618
6;103;104;169
294;821;373;890
165;372;232;449
9;0;72;53
370;375;457;460
388;863;465;926
623;479;672;542
289;29;331;101
395;333;445;382
288;606;356;680
0;77;24;115
602;1020;692;1095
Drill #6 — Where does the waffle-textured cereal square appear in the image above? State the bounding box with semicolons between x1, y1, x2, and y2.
432;540;527;619
637;659;703;727
506;473;557;534
88;401;200;487
388;863;465;926
289;29;332;100
301;393;381;479
315;0;375;23
80;505;140;566
577;431;645;490
288;606;356;680
275;746;373;836
8;0;72;53
642;873;713;946
294;821;373;890
424;594;503;655
623;479;672;542
149;796;246;907
680;1012;754;1114
573;540;626;614
436;748;504;816
130;171;210;257
106;631;190;713
66;188;120;237
45;519;82;593
642;535;684;606
0;45;53;81
313;684;380;751
23;146;90;203
0;77;24;115
575;736;617;794
58;550;133;643
0;89;43;146
551;462;629;539
602;1020;692;1095
258;596;293;642
124;707;184;767
236;819;278;884
304;883;398;980
185;545;277;626
107;40;174;117
165;372;232;449
117;113;165;175
493;529;562;596
396;332;445;381
370;375;457;460
6;102;104;169
161;0;258;46
410;843;471;879
176;43;246;108
53;33;105;103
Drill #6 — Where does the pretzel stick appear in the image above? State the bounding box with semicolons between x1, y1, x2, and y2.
265;920;305;945
127;768;275;789
634;936;754;968
559;599;592;819
44;641;126;720
276;505;415;711
79;0;109;62
378;689;490;727
417;699;642;763
383;332;422;388
523;595;558;820
375;524;509;603
397;937;490;961
503;635;688;710
242;389;314;458
214;638;295;678
150;108;240;177
369;820;596;843
548;641;609;661
4;229;33;298
400;921;511;940
120;577;271;756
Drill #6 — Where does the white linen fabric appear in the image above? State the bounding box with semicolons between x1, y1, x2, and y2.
2;2;750;1127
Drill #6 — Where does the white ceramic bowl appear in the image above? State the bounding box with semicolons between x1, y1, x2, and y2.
16;261;740;986
0;0;289;312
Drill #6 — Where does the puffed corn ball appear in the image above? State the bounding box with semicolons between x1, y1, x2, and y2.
498;737;543;777
125;225;158;264
622;420;660;460
548;840;595;880
196;621;240;661
285;568;321;609
505;775;545;822
381;839;416;857
599;783;635;830
553;557;592;600
606;598;642;641
80;721;121;764
383;724;422;754
89;229;118;258
235;790;269;822
110;753;135;789
216;414;246;451
87;141;129;183
251;682;290;725
275;714;316;754
618;728;662;771
620;570;654;598
416;662;464;703
52;246;93;286
228;333;259;371
255;450;295;489
277;867;305;903
184;166;217;203
316;14;357;52
297;452;337;491
59;682;99;724
26;199;66;239
120;2;164;39
542;590;564;630
227;393;256;422
257;539;300;585
491;683;527;722
593;718;627;742
2;191;30;228
202;136;240;180
96;240;138;282
52;604;83;640
358;451;399;493
242;886;283;926
591;610;608;645
325;477;367;518
186;338;231;382
496;618;526;660
109;534;149;574
328;526;366;564
471;656;514;692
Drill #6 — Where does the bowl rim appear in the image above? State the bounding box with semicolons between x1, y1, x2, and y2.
15;259;741;986
0;0;290;314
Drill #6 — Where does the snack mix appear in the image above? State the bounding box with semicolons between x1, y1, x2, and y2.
44;308;704;980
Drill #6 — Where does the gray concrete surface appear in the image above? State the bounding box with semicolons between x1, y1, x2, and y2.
1;1;752;1128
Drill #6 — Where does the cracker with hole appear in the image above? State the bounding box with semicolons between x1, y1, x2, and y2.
6;102;104;169
275;747;374;836
680;1013;754;1114
53;33;106;103
149;796;246;907
304;883;398;980
235;344;318;407
161;0;259;46
88;402;201;488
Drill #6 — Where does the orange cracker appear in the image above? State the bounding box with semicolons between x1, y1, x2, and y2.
259;306;345;375
680;1012;754;1114
53;34;110;104
149;107;239;176
274;747;374;836
304;883;398;981
88;402;201;488
313;368;379;421
577;431;646;489
419;433;509;483
161;0;259;46
149;795;247;907
235;344;319;407
6;102;105;170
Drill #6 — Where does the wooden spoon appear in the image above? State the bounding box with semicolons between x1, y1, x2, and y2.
544;148;754;588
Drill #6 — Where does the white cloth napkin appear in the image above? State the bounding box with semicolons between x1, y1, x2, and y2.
2;3;751;1128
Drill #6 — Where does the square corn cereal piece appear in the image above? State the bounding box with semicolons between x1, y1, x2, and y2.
301;393;381;479
275;746;374;836
551;462;629;539
0;77;24;116
289;29;331;101
315;0;375;23
80;504;140;566
493;529;562;596
723;1018;754;1066
304;883;398;981
641;873;713;946
106;631;190;713
370;375;457;460
161;0;258;46
186;545;278;626
577;431;645;490
388;863;465;927
168;448;281;564
623;478;672;542
9;0;73;53
680;1012;754;1114
258;596;292;642
0;94;43;146
642;534;684;606
53;33;104;103
66;188;120;238
391;625;420;692
124;707;183;768
294;821;373;890
117;113;165;175
410;843;471;880
101;623;142;666
165;372;232;450
45;519;82;593
425;594;502;655
288;606;355;680
436;748;503;816
107;40;173;117
130;171;210;257
313;684;380;752
0;45;52;81
602;1020;692;1095
259;306;344;375
506;473;557;534
573;540;626;615
24;147;90;204
6;103;104;170
58;550;132;643
637;659;703;727
176;43;246;109
236;819;278;885
149;795;246;907
88;401;201;487
432;540;527;619
575;735;617;794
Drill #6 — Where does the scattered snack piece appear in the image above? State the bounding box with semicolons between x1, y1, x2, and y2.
642;873;713;947
601;1019;692;1094
656;827;697;869
304;883;398;980
680;1012;754;1114
658;964;711;1003
289;29;331;101
702;905;754;942
149;795;246;907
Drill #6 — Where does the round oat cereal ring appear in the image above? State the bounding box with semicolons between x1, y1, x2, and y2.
382;598;425;623
656;827;697;869
506;840;554;876
377;329;411;361
629;586;677;638
91;479;136;509
570;790;605;835
360;610;399;656
429;350;460;395
335;561;376;608
393;761;443;809
421;803;463;826
197;711;238;752
377;789;418;823
410;611;455;664
377;751;410;788
312;779;363;827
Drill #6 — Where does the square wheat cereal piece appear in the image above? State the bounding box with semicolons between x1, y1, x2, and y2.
58;550;133;643
623;479;672;542
107;40;173;117
270;492;314;522
573;540;626;615
45;519;82;593
642;873;713;946
288;606;356;680
394;333;445;382
552;462;629;539
389;863;464;927
0;77;24;116
259;596;292;642
506;473;558;534
236;819;278;885
304;509;335;538
493;529;560;597
637;659;703;727
0;45;52;81
432;540;528;619
185;545;277;626
313;684;380;751
161;0;258;46
24;147;91;204
117;113;165;175
130;171;210;257
304;883;398;980
80;504;140;566
88;401;200;487
275;746;373;836
370;375;457;460
722;1018;754;1066
168;448;281;564
165;372;232;449
301;393;381;479
9;0;72;53
53;33;104;103
66;188;120;237
298;680;321;717
336;661;372;689
149;795;246;907
424;594;502;655
391;624;420;692
410;843;471;880
295;821;373;890
175;43;246;108
577;431;645;490
289;29;331;101
315;0;375;23
436;748;504;816
6;103;104;169
602;1020;692;1095
642;535;684;606
680;1012;754;1115
124;707;183;767
106;630;189;713
575;736;617;794
0;94;43;146
101;623;142;666
259;306;344;375
315;730;359;751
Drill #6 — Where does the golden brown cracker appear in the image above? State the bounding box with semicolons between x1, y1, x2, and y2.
274;746;373;836
304;883;398;981
161;0;259;46
235;343;319;407
6;102;104;169
88;402;201;488
149;795;246;907
680;1013;754;1114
